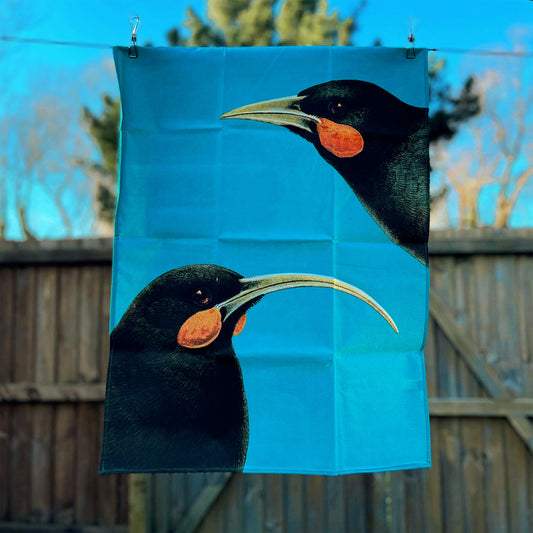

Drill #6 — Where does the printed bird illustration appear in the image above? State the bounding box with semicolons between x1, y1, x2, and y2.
101;264;397;473
221;80;429;265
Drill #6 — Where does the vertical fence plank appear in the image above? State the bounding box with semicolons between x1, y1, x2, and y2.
285;475;305;533
168;473;188;531
224;473;246;533
390;471;406;533
418;266;441;533
495;257;521;391
30;266;57;524
99;265;112;377
187;473;208;510
196;499;225;533
10;267;37;522
54;404;77;524
244;474;265;533
484;419;507;533
195;473;227;533
392;469;430;533
432;257;465;533
0;404;10;521
496;255;525;532
79;266;101;383
75;403;100;523
366;472;389;533
456;257;486;533
34;266;57;381
503;257;530;533
516;255;533;392
12;266;37;381
128;473;150;533
424;318;443;533
97;403;125;527
344;474;367;532
95;265;122;527
0;267;15;521
10;405;33;522
472;255;501;533
152;474;170;533
325;476;345;533
482;257;508;533
54;266;80;525
30;405;54;523
264;474;284;533
504;425;530;533
305;475;325;533
517;255;533;533
75;266;103;524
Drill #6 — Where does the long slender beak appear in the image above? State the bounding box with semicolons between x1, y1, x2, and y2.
220;96;319;133
216;273;398;333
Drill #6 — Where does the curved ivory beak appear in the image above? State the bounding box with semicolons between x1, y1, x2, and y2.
216;273;398;333
220;95;319;133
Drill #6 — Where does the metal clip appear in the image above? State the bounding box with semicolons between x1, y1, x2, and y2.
406;22;416;59
129;16;140;58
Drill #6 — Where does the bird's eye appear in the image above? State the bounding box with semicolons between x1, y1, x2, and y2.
193;287;213;307
330;102;342;114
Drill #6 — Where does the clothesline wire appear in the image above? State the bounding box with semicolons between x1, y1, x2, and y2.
428;47;533;58
1;35;533;58
0;36;112;49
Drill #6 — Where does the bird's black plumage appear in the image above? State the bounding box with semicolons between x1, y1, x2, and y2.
221;80;430;265
101;265;250;473
100;264;398;473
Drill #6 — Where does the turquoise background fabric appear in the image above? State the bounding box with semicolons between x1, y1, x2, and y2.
107;46;430;474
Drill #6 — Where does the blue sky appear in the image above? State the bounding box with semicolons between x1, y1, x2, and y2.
13;0;532;50
1;0;532;238
8;0;533;85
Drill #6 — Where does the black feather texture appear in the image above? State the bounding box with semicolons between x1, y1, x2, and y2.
101;265;249;473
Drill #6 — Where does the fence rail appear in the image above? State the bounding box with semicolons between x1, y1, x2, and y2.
1;229;532;532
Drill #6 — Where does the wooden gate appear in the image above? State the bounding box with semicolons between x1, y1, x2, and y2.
1;229;532;532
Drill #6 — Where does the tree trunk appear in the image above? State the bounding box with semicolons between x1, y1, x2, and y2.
493;197;513;228
18;205;38;241
458;189;479;228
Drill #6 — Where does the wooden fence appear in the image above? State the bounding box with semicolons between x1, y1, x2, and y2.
0;229;532;532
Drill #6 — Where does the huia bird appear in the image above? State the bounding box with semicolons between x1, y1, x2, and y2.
101;264;397;473
221;80;429;265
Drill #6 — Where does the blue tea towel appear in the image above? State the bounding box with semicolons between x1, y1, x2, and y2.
101;46;431;475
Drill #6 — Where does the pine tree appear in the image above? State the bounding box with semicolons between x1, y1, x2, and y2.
82;95;121;227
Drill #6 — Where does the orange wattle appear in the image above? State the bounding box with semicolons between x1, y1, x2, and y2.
177;307;222;349
233;313;247;336
316;118;364;158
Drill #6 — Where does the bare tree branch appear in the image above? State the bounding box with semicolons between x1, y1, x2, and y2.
437;50;533;228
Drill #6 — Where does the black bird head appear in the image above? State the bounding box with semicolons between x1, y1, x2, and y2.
221;80;429;265
102;264;397;473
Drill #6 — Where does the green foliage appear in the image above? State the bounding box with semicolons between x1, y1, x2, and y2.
82;95;121;225
276;0;356;46
83;94;120;175
154;1;341;59
428;57;481;144
180;0;358;47
96;181;117;226
184;7;226;46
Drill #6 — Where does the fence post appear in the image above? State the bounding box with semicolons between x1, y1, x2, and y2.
128;474;150;533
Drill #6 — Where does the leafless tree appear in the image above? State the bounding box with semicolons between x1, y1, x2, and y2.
0;0;41;237
433;39;533;228
1;79;97;239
